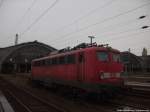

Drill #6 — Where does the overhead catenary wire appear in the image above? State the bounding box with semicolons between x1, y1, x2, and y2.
54;27;139;46
6;0;37;42
99;27;150;53
49;1;150;43
117;30;150;50
8;0;112;42
20;0;59;36
0;0;3;8
106;28;150;43
50;0;115;34
50;14;149;44
96;22;150;39
52;27;150;49
54;24;150;48
2;1;148;55
55;27;141;47
51;22;150;50
97;30;150;54
94;28;150;49
96;24;150;42
14;0;37;31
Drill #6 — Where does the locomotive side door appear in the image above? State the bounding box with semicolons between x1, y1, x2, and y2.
77;52;85;82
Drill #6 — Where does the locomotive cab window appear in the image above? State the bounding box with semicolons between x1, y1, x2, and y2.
52;58;58;65
67;54;75;64
97;52;108;62
113;53;121;62
59;56;66;64
44;59;52;66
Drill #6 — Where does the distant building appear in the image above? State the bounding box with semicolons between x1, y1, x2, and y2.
140;55;150;72
121;51;150;74
0;41;56;73
121;51;143;73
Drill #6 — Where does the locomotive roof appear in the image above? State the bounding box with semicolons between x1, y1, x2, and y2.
33;46;120;62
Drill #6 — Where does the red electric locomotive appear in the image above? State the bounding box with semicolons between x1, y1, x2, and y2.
31;43;124;94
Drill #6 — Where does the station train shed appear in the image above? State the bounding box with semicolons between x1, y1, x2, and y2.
121;51;150;74
0;41;56;73
121;51;143;73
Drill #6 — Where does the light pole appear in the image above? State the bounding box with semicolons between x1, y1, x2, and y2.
15;34;18;45
88;36;95;46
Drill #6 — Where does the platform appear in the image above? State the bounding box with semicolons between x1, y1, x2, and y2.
0;91;14;112
126;82;150;87
125;81;150;91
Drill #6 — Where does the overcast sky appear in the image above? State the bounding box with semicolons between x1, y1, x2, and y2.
0;0;150;55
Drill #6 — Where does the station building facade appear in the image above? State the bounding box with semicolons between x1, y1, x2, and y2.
121;51;143;73
0;41;56;73
140;55;150;72
121;51;150;74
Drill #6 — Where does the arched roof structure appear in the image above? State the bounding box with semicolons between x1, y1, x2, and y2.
0;41;56;73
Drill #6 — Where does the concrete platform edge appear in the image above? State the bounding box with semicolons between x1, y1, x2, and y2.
0;91;15;112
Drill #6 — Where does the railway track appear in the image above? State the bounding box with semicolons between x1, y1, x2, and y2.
109;98;150;110
74;88;150;111
0;75;150;112
0;77;114;112
112;88;150;110
0;78;69;112
124;88;150;99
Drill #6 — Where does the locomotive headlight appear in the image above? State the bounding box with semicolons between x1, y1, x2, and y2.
99;72;120;79
99;72;111;79
99;71;104;79
100;74;104;79
103;73;111;78
116;73;120;77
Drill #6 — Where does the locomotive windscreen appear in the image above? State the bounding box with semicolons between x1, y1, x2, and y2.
112;53;121;62
97;52;108;62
